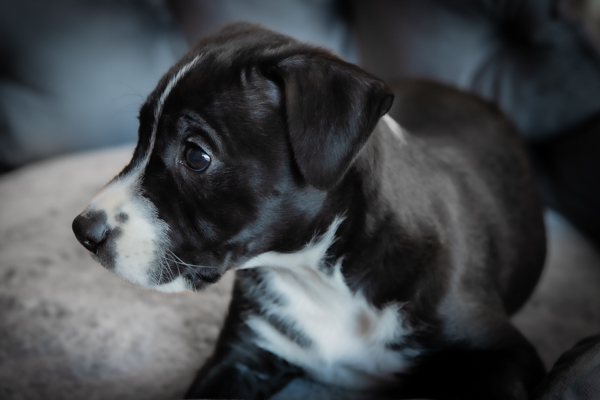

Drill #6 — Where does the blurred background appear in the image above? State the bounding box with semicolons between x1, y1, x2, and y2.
1;1;600;398
1;0;600;245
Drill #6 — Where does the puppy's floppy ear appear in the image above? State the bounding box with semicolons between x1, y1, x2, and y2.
273;53;394;190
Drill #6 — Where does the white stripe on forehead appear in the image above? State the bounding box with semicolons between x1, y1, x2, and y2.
90;55;203;207
143;54;203;170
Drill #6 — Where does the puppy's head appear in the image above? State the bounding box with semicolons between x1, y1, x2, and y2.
72;23;393;292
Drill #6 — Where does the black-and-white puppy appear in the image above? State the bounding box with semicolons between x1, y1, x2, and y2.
73;23;546;399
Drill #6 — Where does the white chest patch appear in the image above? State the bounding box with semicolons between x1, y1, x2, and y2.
241;218;418;388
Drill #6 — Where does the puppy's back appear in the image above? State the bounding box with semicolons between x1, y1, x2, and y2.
388;79;546;315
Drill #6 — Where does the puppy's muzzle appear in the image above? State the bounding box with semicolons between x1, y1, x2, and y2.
72;210;111;254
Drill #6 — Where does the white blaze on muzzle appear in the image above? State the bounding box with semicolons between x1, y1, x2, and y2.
78;55;205;293
84;173;188;292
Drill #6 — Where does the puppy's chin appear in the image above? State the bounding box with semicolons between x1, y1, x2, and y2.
90;251;190;293
89;242;226;293
153;275;190;293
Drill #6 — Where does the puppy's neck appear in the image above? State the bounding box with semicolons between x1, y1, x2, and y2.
324;117;443;309
338;114;412;241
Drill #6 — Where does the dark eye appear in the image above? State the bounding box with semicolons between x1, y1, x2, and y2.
185;146;211;171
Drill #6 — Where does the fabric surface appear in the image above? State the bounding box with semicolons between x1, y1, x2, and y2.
168;0;356;62
352;0;600;140
0;1;186;168
0;0;356;171
535;334;600;400
0;146;599;399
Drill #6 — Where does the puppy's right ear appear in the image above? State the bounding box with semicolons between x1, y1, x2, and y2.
270;52;393;190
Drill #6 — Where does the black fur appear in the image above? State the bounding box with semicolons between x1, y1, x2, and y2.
274;53;393;189
74;23;547;400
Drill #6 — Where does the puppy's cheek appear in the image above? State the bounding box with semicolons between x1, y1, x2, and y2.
111;195;171;287
87;175;175;289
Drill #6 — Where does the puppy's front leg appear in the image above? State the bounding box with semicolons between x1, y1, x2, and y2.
185;285;302;399
185;342;300;399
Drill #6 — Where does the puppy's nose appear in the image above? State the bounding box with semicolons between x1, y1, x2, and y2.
72;210;110;254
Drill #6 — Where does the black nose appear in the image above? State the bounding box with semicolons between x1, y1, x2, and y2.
72;210;110;254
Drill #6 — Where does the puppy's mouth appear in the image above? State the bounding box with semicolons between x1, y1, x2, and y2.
72;206;228;292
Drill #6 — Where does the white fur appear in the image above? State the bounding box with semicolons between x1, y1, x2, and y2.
147;55;203;170
81;57;203;292
153;275;189;293
242;218;417;388
381;114;407;144
86;175;176;290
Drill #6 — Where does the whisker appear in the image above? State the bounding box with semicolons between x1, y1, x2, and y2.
165;257;176;282
158;257;165;285
167;251;202;268
169;251;182;278
164;255;184;300
164;254;220;269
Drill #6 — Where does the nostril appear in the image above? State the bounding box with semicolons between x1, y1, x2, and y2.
81;228;108;253
72;210;111;254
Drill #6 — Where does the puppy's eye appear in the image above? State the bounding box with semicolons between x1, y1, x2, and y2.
185;146;211;171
